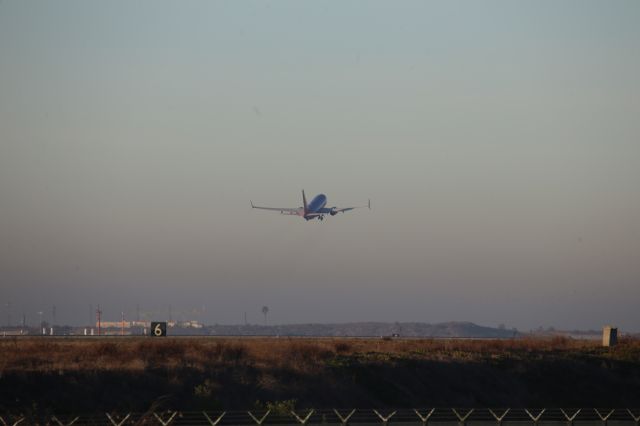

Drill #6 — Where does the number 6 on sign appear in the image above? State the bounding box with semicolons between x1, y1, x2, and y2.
150;322;167;337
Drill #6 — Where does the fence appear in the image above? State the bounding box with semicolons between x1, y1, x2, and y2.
1;408;639;426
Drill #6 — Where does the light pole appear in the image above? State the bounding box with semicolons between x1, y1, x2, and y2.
96;306;102;336
37;311;43;334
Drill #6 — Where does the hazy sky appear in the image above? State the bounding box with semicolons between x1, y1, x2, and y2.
1;1;639;330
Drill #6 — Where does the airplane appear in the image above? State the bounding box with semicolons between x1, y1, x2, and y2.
251;190;370;221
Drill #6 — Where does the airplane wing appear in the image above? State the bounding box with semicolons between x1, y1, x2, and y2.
250;201;301;215
319;199;371;214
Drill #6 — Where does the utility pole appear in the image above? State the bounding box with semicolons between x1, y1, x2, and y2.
96;306;102;336
89;304;93;327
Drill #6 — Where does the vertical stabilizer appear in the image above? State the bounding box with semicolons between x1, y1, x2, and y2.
302;190;308;215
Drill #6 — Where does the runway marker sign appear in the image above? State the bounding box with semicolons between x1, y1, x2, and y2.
150;322;167;337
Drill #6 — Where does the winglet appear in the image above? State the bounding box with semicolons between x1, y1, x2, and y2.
302;190;308;215
250;200;254;208
368;199;371;210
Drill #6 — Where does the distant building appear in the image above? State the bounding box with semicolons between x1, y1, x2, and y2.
102;330;133;336
95;320;200;329
179;320;203;329
97;321;132;329
1;329;29;336
602;326;618;347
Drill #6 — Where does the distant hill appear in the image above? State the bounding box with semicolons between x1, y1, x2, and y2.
201;321;518;338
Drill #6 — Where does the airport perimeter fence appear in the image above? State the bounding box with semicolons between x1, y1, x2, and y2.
1;408;640;426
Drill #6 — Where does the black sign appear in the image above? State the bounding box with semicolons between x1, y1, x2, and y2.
150;322;167;337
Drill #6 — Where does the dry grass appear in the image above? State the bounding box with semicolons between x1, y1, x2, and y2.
0;336;637;374
2;336;640;411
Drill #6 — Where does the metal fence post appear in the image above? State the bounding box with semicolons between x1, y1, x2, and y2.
334;409;356;425
594;409;614;426
0;416;24;426
414;409;435;426
452;408;474;426
525;409;546;426
561;409;581;426
291;410;314;425
489;409;510;426
106;412;131;426
203;411;226;425
152;411;178;426
373;410;397;426
51;416;79;426
248;410;270;425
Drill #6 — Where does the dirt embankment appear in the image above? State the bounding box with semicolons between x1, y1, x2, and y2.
1;337;639;412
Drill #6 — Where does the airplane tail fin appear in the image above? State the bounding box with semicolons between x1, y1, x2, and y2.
302;190;308;215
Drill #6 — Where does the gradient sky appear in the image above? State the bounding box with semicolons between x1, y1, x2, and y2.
1;1;639;330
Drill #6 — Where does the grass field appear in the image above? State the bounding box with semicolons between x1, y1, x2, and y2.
1;336;639;412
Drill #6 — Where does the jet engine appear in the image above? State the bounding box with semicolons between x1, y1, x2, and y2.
329;207;339;216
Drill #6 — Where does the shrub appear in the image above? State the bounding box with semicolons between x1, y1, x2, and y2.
333;342;351;354
254;399;297;416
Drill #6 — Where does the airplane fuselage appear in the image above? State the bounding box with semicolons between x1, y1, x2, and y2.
304;194;327;220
